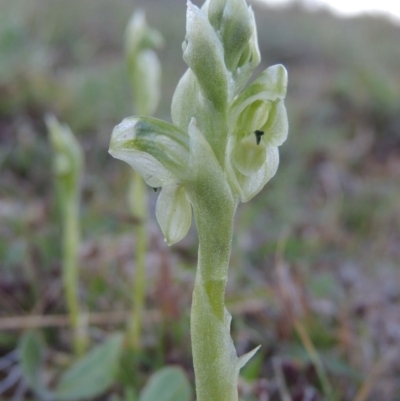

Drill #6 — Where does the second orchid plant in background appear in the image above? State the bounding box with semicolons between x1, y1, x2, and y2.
125;10;163;352
110;0;288;400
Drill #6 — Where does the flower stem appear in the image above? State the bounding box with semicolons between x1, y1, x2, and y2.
127;170;148;351
190;185;240;401
62;190;86;356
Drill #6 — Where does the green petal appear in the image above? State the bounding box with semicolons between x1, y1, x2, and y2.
226;137;279;202
232;132;267;176
229;64;288;127
156;185;192;246
261;99;289;147
237;145;279;202
109;117;190;187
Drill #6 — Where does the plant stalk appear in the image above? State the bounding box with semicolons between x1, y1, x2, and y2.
127;170;148;350
62;190;86;356
190;186;240;401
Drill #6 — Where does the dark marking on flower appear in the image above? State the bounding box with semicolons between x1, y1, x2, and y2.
254;130;264;145
152;187;160;192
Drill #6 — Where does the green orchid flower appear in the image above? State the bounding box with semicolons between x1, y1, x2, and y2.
110;0;288;400
46;115;87;356
124;10;164;353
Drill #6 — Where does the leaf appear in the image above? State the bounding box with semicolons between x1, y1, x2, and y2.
54;334;123;401
239;350;264;381
19;331;52;400
236;345;261;371
139;367;192;401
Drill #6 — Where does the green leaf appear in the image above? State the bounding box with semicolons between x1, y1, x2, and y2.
139;367;192;401
239;350;264;381
54;334;123;401
19;331;52;400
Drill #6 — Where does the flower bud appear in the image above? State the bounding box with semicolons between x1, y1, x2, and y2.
45;115;83;180
131;50;161;116
183;2;227;110
215;0;253;72
208;0;226;29
125;10;163;116
125;11;163;61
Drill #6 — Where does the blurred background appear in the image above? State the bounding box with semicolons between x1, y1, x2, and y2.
1;0;400;400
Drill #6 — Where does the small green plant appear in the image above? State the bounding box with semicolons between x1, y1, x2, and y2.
46;115;88;356
109;0;288;400
125;10;163;352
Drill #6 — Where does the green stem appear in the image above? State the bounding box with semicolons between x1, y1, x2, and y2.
127;170;147;351
190;184;240;401
62;190;86;356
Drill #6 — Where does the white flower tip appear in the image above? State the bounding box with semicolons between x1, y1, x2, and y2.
110;117;139;151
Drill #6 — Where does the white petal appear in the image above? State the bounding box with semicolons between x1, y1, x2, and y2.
109;117;189;187
237;145;279;202
232;133;266;176
109;148;175;188
156;185;192;245
229;64;288;130
262;100;289;147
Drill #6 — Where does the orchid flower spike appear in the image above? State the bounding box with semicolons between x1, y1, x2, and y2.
111;0;288;245
125;10;164;115
110;1;288;400
46;114;83;193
